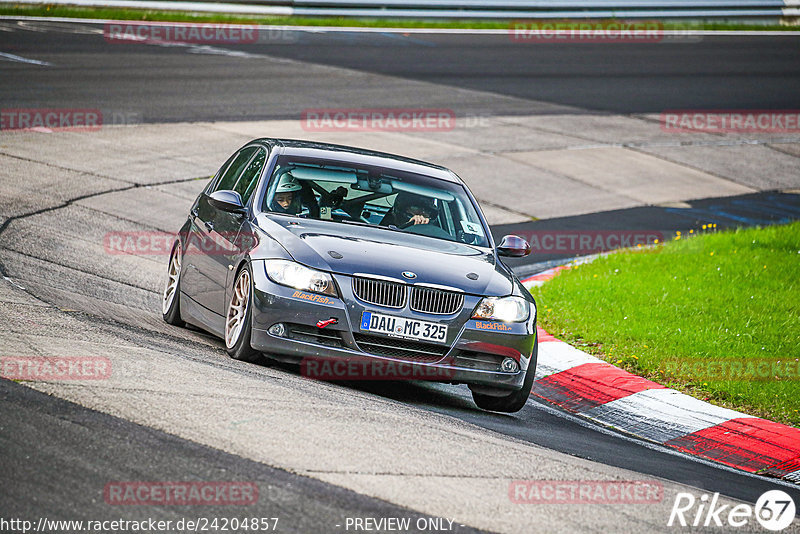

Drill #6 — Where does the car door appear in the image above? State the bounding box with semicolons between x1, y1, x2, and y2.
210;147;268;315
182;151;237;307
184;146;259;315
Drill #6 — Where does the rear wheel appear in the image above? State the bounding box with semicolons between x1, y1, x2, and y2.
225;264;261;363
162;241;185;326
471;341;538;413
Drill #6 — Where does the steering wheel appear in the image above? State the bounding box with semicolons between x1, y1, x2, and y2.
403;223;454;240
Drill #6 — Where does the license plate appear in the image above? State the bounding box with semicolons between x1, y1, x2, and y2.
360;311;447;343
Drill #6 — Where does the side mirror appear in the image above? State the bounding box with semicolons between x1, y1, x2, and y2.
497;235;531;257
208;190;246;214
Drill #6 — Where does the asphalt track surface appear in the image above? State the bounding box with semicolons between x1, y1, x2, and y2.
0;379;484;533
1;20;800;533
1;22;800;120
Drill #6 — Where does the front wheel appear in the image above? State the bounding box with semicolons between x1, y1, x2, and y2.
471;341;538;413
162;241;185;326
225;264;261;363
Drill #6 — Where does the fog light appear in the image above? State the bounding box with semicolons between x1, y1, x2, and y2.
268;323;286;337
501;357;519;373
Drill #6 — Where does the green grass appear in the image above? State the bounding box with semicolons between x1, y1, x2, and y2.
532;222;800;427
1;4;799;31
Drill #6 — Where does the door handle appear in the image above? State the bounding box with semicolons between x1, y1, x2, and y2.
204;220;214;232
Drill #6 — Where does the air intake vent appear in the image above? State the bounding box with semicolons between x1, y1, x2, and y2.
352;277;406;308
410;286;464;315
287;323;344;348
353;333;448;362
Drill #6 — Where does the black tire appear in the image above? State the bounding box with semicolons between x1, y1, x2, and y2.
225;264;262;363
471;338;538;413
162;241;185;327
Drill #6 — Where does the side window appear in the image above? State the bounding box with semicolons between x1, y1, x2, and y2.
205;152;237;194
232;148;266;205
215;147;258;192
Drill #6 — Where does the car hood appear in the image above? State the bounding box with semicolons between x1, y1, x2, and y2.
255;215;514;296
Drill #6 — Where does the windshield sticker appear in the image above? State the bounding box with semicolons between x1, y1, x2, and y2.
461;221;483;235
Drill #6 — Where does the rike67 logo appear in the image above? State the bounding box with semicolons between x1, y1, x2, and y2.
668;490;796;531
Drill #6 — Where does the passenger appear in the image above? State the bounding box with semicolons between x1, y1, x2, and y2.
269;174;303;215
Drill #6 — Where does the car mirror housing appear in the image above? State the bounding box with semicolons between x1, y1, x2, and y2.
208;190;246;214
497;235;531;257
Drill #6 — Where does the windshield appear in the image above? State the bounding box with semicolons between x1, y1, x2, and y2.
261;155;490;247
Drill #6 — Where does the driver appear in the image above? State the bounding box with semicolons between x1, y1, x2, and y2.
269;174;303;215
381;191;438;227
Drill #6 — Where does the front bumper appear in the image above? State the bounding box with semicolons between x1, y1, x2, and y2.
249;264;537;391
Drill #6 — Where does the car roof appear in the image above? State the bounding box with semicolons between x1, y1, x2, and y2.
250;138;462;184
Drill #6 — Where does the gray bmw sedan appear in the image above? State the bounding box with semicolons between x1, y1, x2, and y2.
163;139;537;412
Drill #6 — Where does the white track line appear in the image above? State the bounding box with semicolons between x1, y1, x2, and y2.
0;51;52;66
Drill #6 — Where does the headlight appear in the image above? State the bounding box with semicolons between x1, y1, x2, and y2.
472;296;530;323
264;260;337;297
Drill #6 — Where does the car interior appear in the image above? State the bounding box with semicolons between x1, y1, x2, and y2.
262;160;489;247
